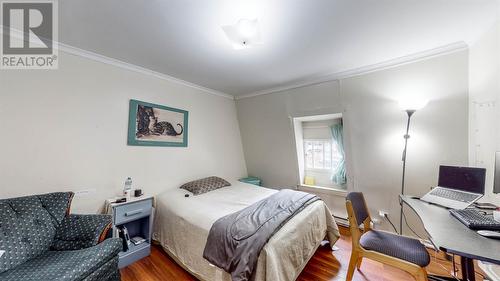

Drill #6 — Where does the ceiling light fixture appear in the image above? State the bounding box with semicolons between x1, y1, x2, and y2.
222;18;262;50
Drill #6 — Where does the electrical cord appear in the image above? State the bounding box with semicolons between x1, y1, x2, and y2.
400;208;458;279
401;208;424;239
428;251;486;281
382;211;484;280
382;214;398;233
450;254;486;280
452;254;457;276
433;250;460;281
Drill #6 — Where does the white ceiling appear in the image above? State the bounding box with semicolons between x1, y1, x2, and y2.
59;0;498;97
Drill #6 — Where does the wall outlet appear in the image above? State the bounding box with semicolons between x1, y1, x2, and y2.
74;189;96;197
371;218;381;224
378;210;389;218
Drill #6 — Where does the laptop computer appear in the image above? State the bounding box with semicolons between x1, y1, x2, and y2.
420;165;486;209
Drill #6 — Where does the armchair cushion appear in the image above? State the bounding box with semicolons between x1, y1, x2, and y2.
83;257;120;281
51;214;112;251
0;238;122;281
0;192;73;273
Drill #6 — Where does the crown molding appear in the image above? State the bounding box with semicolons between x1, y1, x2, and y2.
3;23;467;102
0;25;234;100
235;41;469;100
56;43;235;100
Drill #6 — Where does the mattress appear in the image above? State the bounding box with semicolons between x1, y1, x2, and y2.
154;180;340;281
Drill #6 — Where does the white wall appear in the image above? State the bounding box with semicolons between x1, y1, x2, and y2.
0;51;247;213
468;14;500;205
236;81;343;188
236;51;469;233
342;52;469;234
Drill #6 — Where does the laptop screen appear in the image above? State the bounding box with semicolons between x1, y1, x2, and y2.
438;165;486;194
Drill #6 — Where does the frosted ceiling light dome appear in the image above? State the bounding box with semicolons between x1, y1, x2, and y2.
222;18;262;50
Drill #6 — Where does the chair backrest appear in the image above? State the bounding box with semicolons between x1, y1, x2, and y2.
346;192;371;248
0;192;73;273
346;192;370;226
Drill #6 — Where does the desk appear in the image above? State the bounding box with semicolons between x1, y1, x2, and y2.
401;196;500;281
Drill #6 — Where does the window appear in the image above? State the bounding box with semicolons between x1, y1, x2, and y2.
304;139;342;171
293;113;346;189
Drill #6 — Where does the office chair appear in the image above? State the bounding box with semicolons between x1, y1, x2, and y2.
345;192;430;281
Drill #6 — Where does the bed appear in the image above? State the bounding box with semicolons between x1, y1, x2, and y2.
154;180;340;281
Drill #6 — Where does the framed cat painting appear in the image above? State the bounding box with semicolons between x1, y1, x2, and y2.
128;99;188;147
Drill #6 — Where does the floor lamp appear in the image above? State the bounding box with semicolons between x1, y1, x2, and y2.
399;100;427;235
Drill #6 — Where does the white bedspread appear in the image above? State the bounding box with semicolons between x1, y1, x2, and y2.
154;181;339;281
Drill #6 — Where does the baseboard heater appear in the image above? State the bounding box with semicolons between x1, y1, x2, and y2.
334;215;349;227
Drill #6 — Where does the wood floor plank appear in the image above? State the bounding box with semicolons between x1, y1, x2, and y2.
121;227;485;281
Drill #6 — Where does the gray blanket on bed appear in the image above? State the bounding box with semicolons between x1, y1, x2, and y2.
202;189;320;281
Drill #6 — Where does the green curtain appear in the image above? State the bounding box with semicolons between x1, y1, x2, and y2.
331;123;346;185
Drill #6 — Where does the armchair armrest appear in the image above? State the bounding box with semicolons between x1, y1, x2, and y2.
51;214;113;251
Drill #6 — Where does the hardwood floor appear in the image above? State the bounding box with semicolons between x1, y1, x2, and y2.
121;227;485;281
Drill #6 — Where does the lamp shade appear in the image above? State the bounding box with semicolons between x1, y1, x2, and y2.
398;98;428;111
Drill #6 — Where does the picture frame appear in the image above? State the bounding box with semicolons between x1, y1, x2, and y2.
127;99;188;147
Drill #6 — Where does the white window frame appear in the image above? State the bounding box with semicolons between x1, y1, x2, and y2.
292;113;347;194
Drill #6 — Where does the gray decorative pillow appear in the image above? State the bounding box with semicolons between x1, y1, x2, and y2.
180;176;231;195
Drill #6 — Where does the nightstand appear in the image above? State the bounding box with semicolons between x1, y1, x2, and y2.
108;195;154;268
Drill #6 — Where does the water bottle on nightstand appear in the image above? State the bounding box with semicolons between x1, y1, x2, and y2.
124;177;132;201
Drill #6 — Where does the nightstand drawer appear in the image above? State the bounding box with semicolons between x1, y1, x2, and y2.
114;199;152;225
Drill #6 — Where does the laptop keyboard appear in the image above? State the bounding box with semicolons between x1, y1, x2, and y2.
430;188;478;202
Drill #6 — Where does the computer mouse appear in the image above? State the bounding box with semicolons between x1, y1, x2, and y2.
477;230;500;239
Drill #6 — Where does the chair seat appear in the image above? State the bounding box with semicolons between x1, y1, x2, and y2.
360;230;430;267
0;239;121;281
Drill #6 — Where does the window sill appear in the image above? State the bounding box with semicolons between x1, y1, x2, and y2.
298;184;348;197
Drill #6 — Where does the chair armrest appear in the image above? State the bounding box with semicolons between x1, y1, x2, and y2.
51;214;113;251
